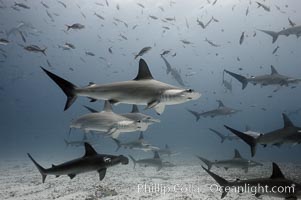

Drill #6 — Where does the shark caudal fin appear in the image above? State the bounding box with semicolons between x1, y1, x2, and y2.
186;109;201;121
27;153;47;183
258;29;279;43
196;156;213;170
64;139;70;147
202;166;229;198
128;155;136;169
224;70;248;89
41;67;78;111
224;125;257;157
209;128;226;143
112;138;121;152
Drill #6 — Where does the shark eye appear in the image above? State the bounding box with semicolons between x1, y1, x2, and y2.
186;89;193;92
137;120;141;123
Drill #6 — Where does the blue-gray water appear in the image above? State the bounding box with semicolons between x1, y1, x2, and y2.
1;0;301;168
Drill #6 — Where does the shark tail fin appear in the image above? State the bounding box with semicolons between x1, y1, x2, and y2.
41;67;78;111
41;48;47;56
112;138;121;152
27;153;47;183
224;125;257;157
224;70;248;89
65;25;71;31
128;155;136;169
196;156;212;170
258;29;279;43
209;128;226;143
202;166;229;198
64;139;69;147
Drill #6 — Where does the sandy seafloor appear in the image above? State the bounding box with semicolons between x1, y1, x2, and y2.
1;158;301;200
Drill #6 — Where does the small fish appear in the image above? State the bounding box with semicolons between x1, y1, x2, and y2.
95;2;104;6
81;12;86;19
24;45;46;56
80;57;86;63
14;2;30;9
272;46;279;54
69;67;74;71
134;46;152;59
256;2;270;12
205;38;220;47
132;25;138;29
212;0;218;5
108;47;113;54
116;3;120;10
123;22;128;28
46;10;54;22
119;34;127;40
57;1;66;8
0;38;9;45
149;15;158;20
246;6;249;16
237;57;240;61
105;0;109;6
94;13;105;20
41;1;49;9
65;42;75;49
18;31;26;43
137;3;144;8
162;26;170;30
180;39;192;45
196;18;205;28
85;51;95;56
160;50;170;56
158;6;164;12
172;52;176;57
288;18;295;27
239;32;244;45
253;31;256;37
165;17;175;21
66;23;84;31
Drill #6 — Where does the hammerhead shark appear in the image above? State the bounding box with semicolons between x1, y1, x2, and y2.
41;59;200;114
224;66;301;90
224;113;301;157
70;101;145;138
187;100;240;121
28;143;129;183
203;162;301;199
197;149;262;173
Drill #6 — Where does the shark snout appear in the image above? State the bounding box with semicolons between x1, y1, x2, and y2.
119;155;129;165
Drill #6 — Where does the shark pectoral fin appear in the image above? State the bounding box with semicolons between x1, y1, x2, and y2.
146;100;160;109
107;128;120;139
68;174;76;179
154;104;165;115
98;168;107;181
107;127;117;135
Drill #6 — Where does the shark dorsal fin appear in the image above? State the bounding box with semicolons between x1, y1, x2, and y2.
234;149;242;159
270;162;285;179
271;65;278;75
103;100;113;112
217;100;224;108
154;151;160;159
131;105;139;113
133;59;154;80
282;113;294;128
138;132;144;140
84;143;98;157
